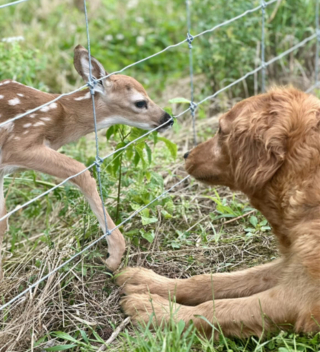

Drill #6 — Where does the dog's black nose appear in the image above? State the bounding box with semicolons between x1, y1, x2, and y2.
161;112;174;126
184;151;190;159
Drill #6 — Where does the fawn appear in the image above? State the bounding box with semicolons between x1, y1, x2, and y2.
0;45;173;278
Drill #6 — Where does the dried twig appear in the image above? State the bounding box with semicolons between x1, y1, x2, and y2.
97;317;131;351
223;210;256;225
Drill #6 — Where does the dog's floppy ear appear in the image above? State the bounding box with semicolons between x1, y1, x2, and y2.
228;96;287;194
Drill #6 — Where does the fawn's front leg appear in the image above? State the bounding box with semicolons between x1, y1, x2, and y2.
6;146;125;272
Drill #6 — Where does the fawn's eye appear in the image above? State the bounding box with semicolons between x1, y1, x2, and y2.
135;100;147;109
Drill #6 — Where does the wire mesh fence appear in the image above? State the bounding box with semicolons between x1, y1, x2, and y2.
0;0;319;314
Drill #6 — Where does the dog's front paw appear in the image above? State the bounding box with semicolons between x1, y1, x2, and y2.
120;293;175;327
116;267;176;297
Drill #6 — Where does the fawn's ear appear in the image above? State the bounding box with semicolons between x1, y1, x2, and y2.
74;45;111;94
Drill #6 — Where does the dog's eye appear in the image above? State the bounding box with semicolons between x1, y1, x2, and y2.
135;101;147;109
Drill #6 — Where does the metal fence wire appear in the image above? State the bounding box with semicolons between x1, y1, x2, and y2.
0;0;319;312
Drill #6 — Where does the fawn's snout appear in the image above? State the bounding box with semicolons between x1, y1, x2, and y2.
158;111;174;131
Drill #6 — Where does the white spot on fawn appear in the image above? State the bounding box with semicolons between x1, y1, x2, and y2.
40;117;51;121
14;136;21;141
8;97;20;106
0;95;4;99
30;114;36;118
33;121;45;127
49;103;57;109
40;106;50;112
23;130;29;134
40;102;57;112
74;92;91;101
17;93;24;97
23;123;32;128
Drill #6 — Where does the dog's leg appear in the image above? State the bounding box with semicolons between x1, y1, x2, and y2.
121;280;319;339
5;147;125;272
0;172;7;280
117;259;284;305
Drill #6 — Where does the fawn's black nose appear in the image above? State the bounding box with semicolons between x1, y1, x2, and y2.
161;112;174;127
184;151;190;159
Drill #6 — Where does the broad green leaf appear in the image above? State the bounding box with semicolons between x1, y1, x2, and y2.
161;209;173;219
168;97;190;104
151;172;164;187
112;153;121;174
177;320;185;334
141;230;155;243
79;329;89;343
145;171;151;181
133;151;140;166
126;145;134;160
141;216;158;225
52;332;77;343
141;208;150;218
130;203;140;211
135;142;147;168
145;142;152;164
116;141;127;150
249;215;258;228
34;336;47;347
106;125;114;140
158;136;177;159
152;131;158;145
129;127;147;141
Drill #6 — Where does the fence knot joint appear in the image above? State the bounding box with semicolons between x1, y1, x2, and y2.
190;101;197;114
187;32;194;49
87;78;98;94
94;157;103;172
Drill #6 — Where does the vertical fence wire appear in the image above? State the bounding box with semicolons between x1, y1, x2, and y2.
186;0;197;146
315;0;319;88
261;0;266;92
83;0;109;235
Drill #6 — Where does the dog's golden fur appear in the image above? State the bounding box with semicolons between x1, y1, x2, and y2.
116;87;320;339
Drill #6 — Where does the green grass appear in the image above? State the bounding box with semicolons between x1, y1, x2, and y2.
38;315;320;352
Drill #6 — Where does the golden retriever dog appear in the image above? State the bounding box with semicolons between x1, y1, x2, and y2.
116;87;320;339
